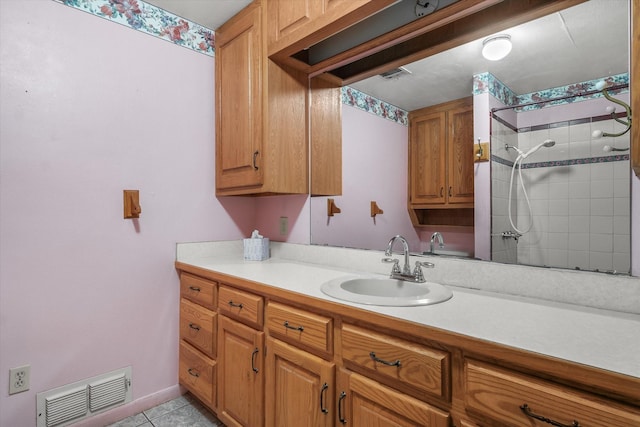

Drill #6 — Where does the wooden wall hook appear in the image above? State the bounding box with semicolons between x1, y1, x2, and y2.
370;201;384;217
327;199;341;217
124;190;141;219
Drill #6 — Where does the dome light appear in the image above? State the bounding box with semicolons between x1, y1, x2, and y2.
482;35;512;61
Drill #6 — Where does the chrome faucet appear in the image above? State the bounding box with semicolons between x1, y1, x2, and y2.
430;232;445;253
382;235;434;283
384;235;412;276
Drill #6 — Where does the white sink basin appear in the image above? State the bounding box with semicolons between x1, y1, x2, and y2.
321;275;453;307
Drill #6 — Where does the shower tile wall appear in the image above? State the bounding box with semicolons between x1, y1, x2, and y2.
491;117;631;274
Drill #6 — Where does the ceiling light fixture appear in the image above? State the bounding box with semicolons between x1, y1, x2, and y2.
482;35;512;61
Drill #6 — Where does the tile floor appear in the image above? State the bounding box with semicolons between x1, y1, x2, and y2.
107;393;224;427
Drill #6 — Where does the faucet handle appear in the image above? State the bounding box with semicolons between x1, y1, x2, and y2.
413;261;434;283
382;257;401;274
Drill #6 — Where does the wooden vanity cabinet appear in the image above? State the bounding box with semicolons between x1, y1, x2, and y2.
178;273;218;409
217;314;265;427
464;359;640;427
265;337;335;427
265;301;335;427
408;97;474;227
341;323;450;403
216;284;265;427
337;369;450;427
215;0;308;196
176;265;640;427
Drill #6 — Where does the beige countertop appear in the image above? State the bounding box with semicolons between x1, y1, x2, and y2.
176;241;640;379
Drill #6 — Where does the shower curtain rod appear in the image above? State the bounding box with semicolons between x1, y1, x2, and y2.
491;83;629;113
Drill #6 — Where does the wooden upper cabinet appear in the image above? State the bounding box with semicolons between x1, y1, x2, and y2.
446;103;474;203
215;0;309;196
216;3;263;192
410;111;447;205
409;98;474;208
310;76;342;196
267;0;397;60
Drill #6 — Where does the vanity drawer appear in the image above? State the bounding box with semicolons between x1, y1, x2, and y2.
266;302;333;356
465;359;640;427
341;323;450;401
180;298;217;358
180;273;217;310
217;284;264;329
179;341;216;409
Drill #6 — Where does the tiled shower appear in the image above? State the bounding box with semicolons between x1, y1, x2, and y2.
491;104;631;274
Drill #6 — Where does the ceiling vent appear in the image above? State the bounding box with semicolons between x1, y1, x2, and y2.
379;67;412;80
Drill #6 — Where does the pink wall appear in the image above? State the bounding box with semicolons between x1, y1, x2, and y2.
310;105;419;251
0;2;253;425
255;195;310;244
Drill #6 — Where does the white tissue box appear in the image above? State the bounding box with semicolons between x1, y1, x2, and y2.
243;238;270;261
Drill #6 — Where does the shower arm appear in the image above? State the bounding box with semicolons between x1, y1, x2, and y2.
600;88;632;137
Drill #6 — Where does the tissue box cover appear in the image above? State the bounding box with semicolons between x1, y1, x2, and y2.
243;238;270;261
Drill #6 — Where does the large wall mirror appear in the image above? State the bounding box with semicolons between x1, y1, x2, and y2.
310;0;632;274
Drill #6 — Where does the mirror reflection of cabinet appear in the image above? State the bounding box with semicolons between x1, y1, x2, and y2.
408;97;474;228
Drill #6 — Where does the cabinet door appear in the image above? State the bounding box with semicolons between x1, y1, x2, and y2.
265;338;334;427
217;315;264;427
267;0;396;55
446;104;474;204
409;111;446;205
216;3;264;192
268;0;324;44
337;369;450;427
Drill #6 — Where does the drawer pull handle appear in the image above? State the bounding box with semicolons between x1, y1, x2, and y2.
283;321;304;332
251;348;259;373
448;186;452;197
520;404;580;427
188;323;201;331
228;300;243;309
369;352;401;367
187;368;200;378
320;383;329;414
338;391;347;424
188;286;201;292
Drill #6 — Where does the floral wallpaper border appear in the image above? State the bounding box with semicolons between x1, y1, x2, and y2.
53;1;628;127
53;0;216;56
341;87;409;126
474;72;629;111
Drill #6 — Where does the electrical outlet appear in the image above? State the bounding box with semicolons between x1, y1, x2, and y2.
279;217;288;235
9;365;30;395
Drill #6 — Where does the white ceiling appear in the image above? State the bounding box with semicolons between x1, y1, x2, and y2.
146;0;628;111
351;0;629;111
